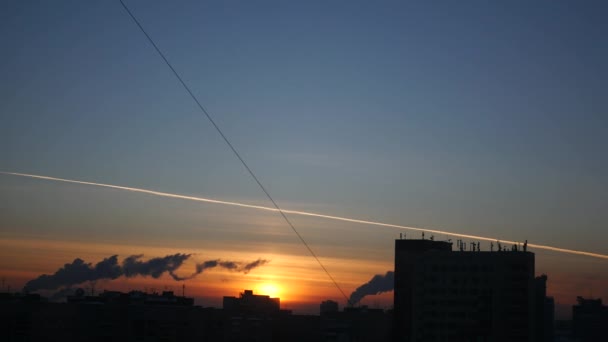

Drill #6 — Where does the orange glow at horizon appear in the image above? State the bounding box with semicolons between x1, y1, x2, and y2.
0;236;373;308
2;172;608;315
0;235;606;315
256;283;281;299
2;171;607;260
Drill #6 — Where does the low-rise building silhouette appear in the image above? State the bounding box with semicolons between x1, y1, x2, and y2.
223;289;280;315
222;289;321;341
320;300;339;315
0;289;222;341
321;305;391;342
572;296;608;342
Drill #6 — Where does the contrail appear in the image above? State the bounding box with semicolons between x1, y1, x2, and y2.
2;171;607;260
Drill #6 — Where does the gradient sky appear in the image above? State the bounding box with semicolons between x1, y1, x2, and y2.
1;1;607;316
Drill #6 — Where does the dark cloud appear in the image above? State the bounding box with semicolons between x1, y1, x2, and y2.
348;271;394;305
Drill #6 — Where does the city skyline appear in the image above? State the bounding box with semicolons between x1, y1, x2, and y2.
1;0;607;317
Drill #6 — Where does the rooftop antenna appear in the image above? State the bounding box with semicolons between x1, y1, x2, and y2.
524;240;528;252
491;242;494;252
422;232;425;240
477;242;481;252
497;241;502;252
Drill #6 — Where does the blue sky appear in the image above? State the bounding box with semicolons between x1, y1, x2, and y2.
1;0;607;311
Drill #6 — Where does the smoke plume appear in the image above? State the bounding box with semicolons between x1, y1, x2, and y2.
174;258;270;280
348;271;394;305
23;255;123;292
24;254;269;292
122;254;190;281
242;259;270;273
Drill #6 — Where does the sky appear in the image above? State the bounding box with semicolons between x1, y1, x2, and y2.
1;0;607;316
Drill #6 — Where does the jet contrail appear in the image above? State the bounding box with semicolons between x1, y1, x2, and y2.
2;171;607;260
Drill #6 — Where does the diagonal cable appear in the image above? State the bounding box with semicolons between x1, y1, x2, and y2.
118;0;351;305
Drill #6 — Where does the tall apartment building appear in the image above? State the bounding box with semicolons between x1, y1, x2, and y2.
394;238;537;342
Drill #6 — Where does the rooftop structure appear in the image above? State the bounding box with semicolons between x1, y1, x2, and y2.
223;289;280;315
394;238;537;341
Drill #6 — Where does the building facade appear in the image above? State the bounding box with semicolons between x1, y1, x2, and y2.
394;238;537;342
572;296;608;342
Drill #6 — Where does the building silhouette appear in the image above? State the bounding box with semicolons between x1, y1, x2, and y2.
222;289;325;342
0;289;219;342
222;289;283;341
393;238;543;342
320;300;339;315
321;305;391;342
1;238;566;342
535;274;555;342
572;296;608;341
223;289;280;315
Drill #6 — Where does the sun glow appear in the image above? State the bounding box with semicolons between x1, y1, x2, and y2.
257;283;281;299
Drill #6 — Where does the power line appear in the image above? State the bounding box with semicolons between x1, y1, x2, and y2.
118;0;351;305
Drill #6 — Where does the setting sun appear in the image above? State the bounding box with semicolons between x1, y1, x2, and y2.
256;283;281;298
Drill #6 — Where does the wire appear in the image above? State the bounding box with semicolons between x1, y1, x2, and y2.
118;0;352;305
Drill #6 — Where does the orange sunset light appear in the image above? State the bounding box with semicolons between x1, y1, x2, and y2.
256;282;282;299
